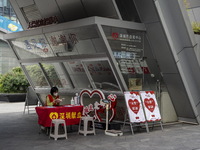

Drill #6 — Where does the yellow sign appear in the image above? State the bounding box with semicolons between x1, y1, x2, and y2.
49;112;80;120
49;112;59;119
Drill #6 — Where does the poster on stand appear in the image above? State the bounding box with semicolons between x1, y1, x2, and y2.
139;91;161;122
124;91;146;123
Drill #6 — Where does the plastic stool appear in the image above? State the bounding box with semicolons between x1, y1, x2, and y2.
49;119;67;140
78;116;95;136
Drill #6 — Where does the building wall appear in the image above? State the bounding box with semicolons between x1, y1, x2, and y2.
0;40;18;74
132;0;200;123
0;0;20;74
6;0;200;123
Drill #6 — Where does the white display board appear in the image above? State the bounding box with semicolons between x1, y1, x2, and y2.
139;91;161;122
124;91;146;123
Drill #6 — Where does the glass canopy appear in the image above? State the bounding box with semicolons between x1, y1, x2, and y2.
5;17;147;94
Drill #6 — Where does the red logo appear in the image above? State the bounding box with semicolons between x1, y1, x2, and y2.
141;67;150;74
43;48;48;52
128;99;140;114
144;98;155;112
112;32;119;40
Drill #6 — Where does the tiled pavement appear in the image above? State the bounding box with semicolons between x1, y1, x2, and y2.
0;102;200;150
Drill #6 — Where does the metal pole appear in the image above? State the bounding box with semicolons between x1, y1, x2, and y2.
105;103;109;132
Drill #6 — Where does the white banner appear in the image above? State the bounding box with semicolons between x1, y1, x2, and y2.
124;91;146;123
139;91;161;122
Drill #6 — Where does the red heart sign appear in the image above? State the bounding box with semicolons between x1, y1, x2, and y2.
79;89;105;105
144;98;155;112
79;89;105;122
128;99;140;114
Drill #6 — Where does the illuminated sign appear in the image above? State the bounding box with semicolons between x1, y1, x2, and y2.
0;16;23;32
112;32;142;42
110;32;144;52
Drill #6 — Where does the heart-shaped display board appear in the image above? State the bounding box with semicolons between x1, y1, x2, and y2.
79;89;105;105
144;98;155;112
79;89;105;122
128;99;140;114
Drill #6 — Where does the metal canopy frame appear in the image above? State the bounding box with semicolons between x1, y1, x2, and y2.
4;16;146;94
4;17;146;40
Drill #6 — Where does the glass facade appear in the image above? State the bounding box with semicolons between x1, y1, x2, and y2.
12;34;54;59
9;24;127;91
25;64;49;88
7;21;152;93
0;0;21;74
102;26;145;91
45;25;104;56
11;25;106;59
0;40;18;74
63;61;91;89
0;0;17;21
41;63;64;88
4;16;163;107
5;16;165;121
82;60;120;91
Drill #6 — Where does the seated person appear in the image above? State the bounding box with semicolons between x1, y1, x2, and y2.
45;87;62;106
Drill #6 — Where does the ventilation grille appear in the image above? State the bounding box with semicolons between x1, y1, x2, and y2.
21;4;42;22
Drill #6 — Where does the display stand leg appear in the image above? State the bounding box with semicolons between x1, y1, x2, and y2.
130;123;134;135
27;105;29;114
160;121;163;131
122;110;135;135
149;121;163;132
23;105;26;114
145;122;149;133
122;110;128;132
151;121;155;131
130;122;150;135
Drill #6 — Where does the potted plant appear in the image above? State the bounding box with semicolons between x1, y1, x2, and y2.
0;67;29;102
192;22;200;35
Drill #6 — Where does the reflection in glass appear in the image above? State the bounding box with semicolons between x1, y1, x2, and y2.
11;34;54;59
103;26;144;54
102;25;145;90
63;61;91;89
45;25;106;56
11;25;107;59
25;64;49;88
83;60;120;91
41;63;63;88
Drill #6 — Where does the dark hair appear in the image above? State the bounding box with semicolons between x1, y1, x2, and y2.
50;87;58;96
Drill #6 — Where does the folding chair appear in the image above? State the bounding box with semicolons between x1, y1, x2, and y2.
23;86;40;114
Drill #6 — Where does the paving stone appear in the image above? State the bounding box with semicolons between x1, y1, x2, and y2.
0;102;200;150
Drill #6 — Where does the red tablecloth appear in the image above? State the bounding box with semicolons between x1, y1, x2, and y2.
35;105;83;127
